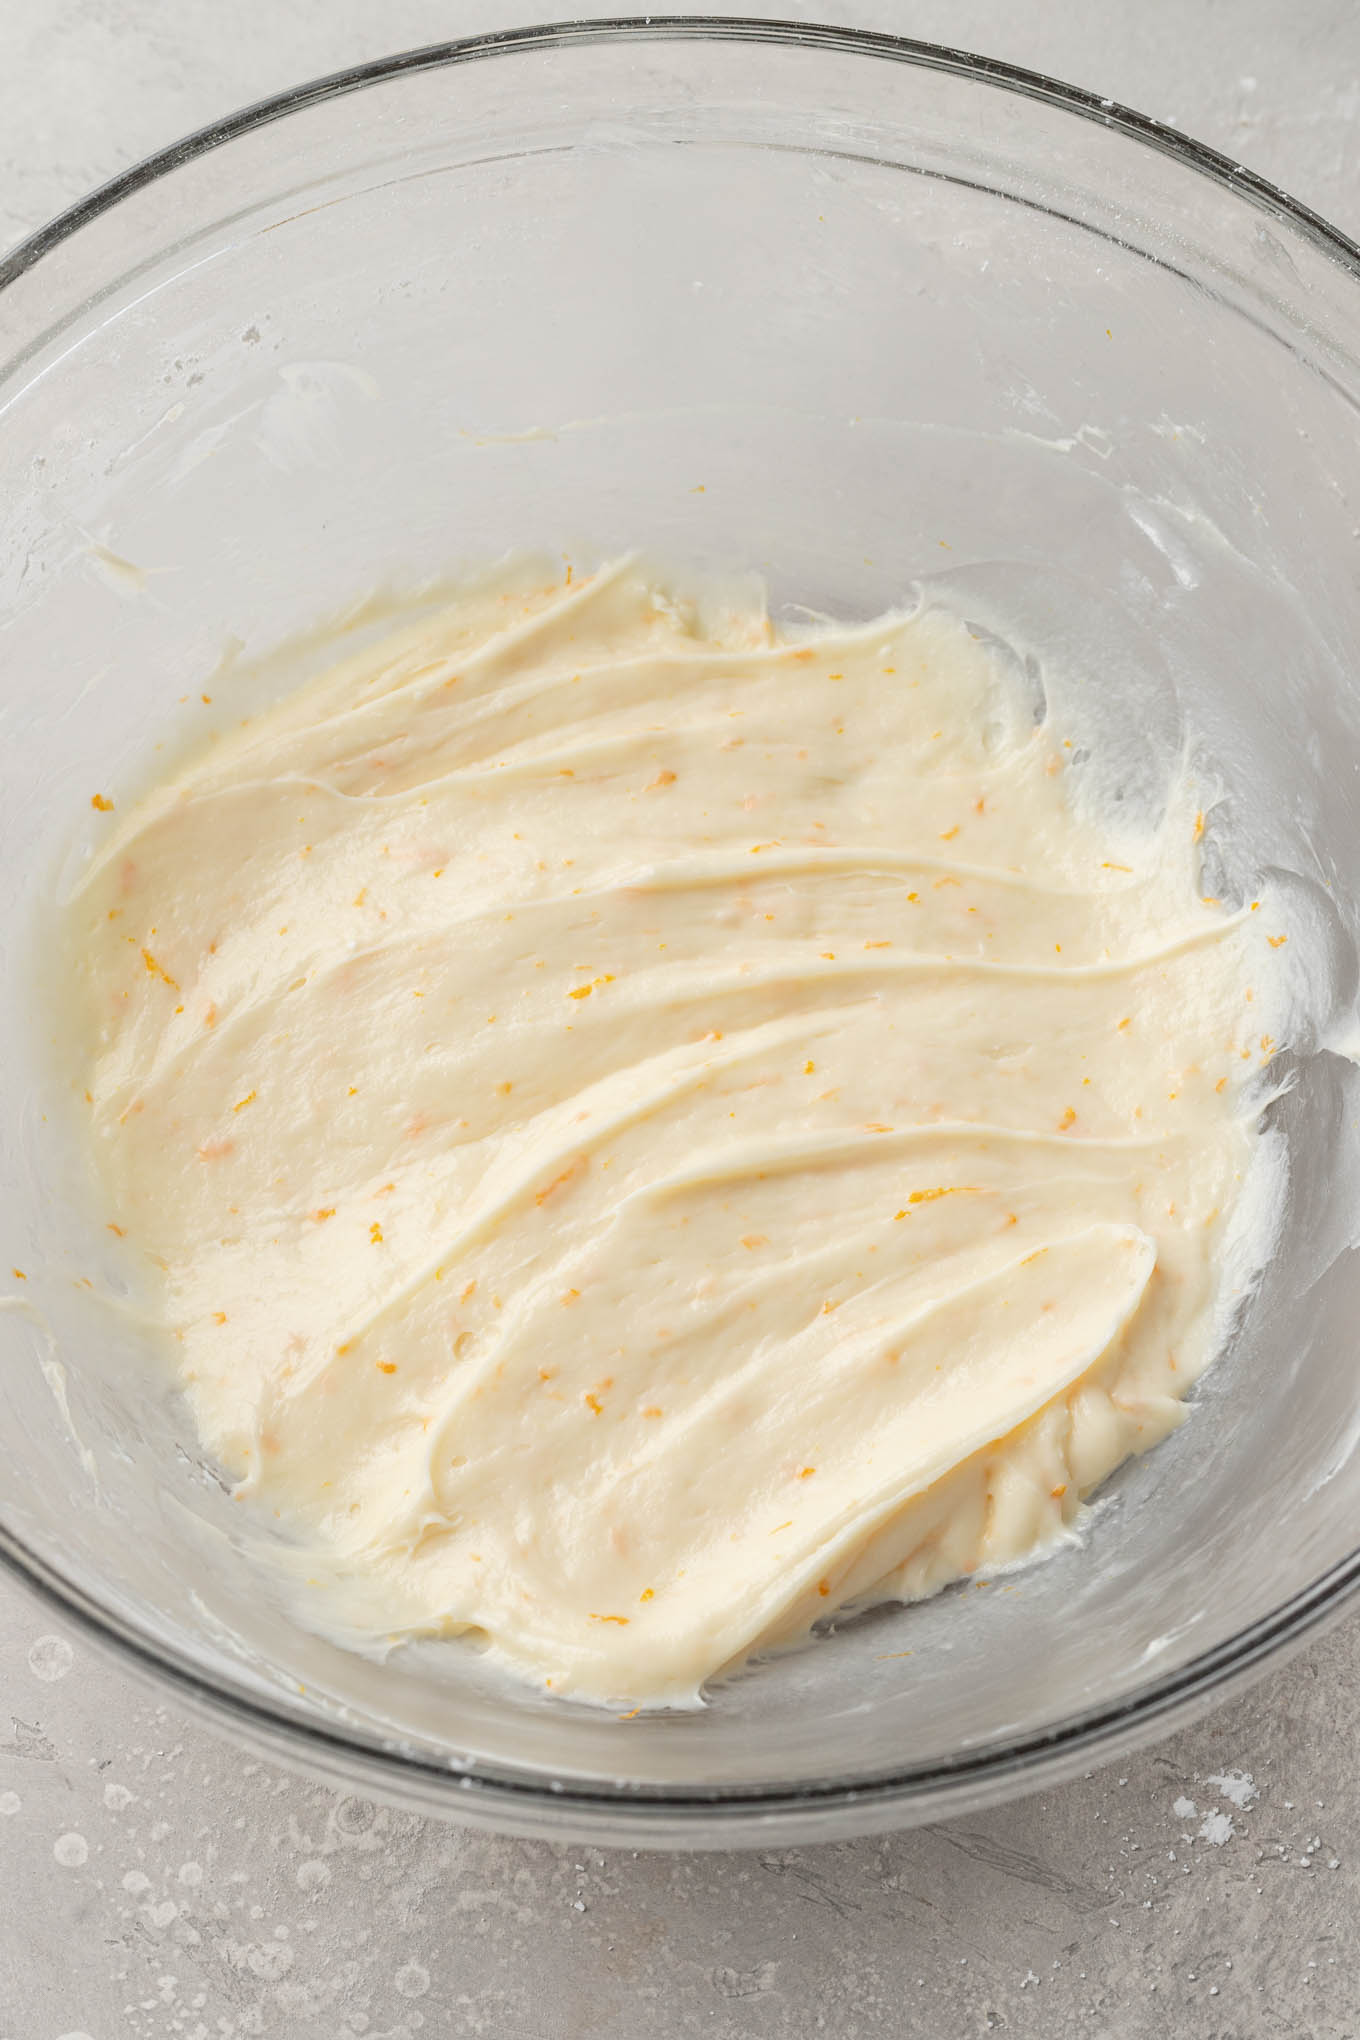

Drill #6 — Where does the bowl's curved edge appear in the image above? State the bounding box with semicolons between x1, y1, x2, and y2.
3;16;1360;295
3;1514;1360;1838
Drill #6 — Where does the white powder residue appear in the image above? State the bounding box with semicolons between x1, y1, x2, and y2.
1198;1809;1235;1847
27;1632;75;1682
1203;1768;1257;1809
1172;1795;1197;1819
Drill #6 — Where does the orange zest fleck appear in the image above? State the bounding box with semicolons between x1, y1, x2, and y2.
939;825;960;841
311;1207;336;1223
91;793;114;812
376;1360;398;1375
106;1222;125;1237
561;1287;581;1304
369;1221;384;1244
640;1588;655;1603
798;1466;816;1479
584;1392;603;1417
536;1156;585;1206
1058;1106;1077;1131
740;1234;768;1250
141;947;179;990
10;1269;25;1281
1268;934;1288;948
589;1613;629;1625
232;1090;256;1113
642;1405;663;1419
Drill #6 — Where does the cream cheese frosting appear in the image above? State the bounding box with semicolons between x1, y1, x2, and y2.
67;557;1282;1706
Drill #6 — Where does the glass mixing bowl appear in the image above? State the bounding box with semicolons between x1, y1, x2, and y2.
3;19;1360;1848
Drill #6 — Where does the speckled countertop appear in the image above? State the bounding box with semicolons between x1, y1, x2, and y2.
3;4;1360;2036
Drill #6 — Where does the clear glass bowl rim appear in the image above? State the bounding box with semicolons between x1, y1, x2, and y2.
3;13;1359;1832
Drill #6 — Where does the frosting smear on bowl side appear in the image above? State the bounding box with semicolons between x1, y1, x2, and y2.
67;558;1288;1706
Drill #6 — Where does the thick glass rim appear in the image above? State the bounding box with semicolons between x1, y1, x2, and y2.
5;14;1360;292
3;15;1359;1831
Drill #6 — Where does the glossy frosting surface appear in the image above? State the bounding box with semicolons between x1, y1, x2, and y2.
70;560;1277;1704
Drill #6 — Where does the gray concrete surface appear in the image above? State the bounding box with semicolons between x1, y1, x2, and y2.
2;4;1359;2035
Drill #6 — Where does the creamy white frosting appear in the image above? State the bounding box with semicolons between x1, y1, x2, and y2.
68;558;1283;1706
